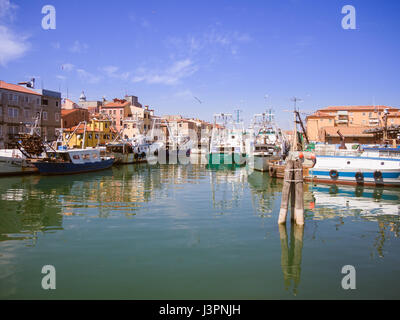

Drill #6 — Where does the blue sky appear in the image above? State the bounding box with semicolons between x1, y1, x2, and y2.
1;0;399;129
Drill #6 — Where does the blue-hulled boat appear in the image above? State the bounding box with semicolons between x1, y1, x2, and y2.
306;154;400;187
33;148;114;175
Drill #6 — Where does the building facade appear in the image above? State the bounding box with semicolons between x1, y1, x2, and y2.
61;108;89;129
0;80;61;148
62;117;117;148
306;105;400;143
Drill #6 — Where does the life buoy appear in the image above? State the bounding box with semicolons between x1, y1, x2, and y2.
329;169;339;180
355;172;364;184
373;170;383;180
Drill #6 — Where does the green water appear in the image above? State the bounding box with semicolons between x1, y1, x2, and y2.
0;163;400;299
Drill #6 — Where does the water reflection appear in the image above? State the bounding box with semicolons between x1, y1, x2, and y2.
308;183;400;258
207;165;247;212
247;170;282;217
0;176;63;245
278;223;304;296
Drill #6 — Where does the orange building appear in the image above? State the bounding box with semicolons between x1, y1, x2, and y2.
306;105;400;143
100;99;131;132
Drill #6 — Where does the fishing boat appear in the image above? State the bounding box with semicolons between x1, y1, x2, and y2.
32;148;114;175
164;120;193;164
306;153;400;187
106;141;137;164
247;111;287;171
0;149;38;176
206;113;247;166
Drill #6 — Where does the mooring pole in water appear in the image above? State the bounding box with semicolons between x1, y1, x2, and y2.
278;160;294;224
294;159;304;225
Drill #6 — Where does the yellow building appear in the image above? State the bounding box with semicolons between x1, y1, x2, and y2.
62;117;117;148
306;105;400;142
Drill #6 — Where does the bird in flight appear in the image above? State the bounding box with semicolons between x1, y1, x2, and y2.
193;96;202;104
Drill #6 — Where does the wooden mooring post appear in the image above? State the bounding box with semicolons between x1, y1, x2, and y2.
278;158;304;225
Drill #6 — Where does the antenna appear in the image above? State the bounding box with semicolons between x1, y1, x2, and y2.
291;97;302;111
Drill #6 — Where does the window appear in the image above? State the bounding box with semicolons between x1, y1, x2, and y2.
362;113;366;116
56;101;59;107
120;109;123;115
8;107;18;118
37;98;40;105
369;112;372;117
55;113;60;121
24;109;30;119
43;99;48;106
72;155;80;160
0;125;2;135
42;111;48;120
113;110;116;115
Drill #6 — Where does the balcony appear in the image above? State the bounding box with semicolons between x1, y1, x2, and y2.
335;119;348;124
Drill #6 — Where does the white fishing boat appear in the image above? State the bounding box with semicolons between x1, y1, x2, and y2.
307;152;400;186
164;120;193;164
206;113;247;166
247;110;286;171
0;149;38;176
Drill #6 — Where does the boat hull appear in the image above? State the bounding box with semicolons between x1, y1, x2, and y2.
247;154;278;171
206;152;246;166
33;158;115;175
0;157;38;176
307;155;400;187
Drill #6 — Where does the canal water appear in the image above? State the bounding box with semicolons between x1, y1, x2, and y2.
0;161;400;299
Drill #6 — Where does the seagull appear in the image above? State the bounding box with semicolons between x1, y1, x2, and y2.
193;96;202;104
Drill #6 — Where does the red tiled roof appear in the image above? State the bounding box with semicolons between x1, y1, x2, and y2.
319;105;398;112
0;80;41;96
307;111;335;118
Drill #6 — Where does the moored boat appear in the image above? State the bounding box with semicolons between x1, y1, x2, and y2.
207;113;247;166
247;111;287;171
306;154;400;187
32;148;114;175
0;149;38;176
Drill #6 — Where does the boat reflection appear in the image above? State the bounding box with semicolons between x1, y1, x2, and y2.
207;165;247;212
308;183;400;258
247;170;282;217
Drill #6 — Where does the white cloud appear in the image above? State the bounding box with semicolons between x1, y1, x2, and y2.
0;0;17;21
165;28;252;59
0;1;29;66
101;65;130;80
61;63;74;71
76;68;101;84
0;25;29;66
69;40;89;53
132;59;198;85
